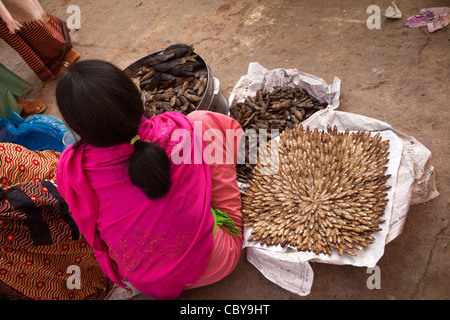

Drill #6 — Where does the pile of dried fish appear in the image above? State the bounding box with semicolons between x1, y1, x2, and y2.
242;125;391;257
229;86;327;182
128;44;208;117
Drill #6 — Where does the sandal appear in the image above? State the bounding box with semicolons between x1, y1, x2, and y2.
17;98;47;116
56;49;81;78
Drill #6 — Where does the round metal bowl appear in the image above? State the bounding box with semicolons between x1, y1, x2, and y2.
123;50;228;115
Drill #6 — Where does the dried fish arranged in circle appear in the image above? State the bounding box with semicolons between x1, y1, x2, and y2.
242;125;391;257
128;44;208;117
229;86;327;183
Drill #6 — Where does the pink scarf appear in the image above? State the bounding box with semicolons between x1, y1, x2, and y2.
56;112;213;299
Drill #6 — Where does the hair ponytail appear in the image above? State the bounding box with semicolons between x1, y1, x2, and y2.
128;140;171;199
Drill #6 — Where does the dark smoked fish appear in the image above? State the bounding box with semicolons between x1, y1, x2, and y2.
129;44;207;117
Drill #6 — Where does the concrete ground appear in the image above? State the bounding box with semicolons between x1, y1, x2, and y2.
1;0;448;300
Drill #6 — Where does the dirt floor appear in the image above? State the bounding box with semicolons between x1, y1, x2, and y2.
1;0;448;300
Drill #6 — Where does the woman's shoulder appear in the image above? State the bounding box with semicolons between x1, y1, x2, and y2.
144;111;190;125
139;112;193;141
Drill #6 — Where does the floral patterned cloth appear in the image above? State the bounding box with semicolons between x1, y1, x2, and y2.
0;143;113;299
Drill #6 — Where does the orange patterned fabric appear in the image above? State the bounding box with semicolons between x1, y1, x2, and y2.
0;239;114;299
0;13;71;81
0;143;60;188
0;143;114;299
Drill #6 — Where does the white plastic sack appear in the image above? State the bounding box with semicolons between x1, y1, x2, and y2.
229;62;341;110
232;63;439;296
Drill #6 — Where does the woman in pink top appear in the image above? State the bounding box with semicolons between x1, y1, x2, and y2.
55;60;243;299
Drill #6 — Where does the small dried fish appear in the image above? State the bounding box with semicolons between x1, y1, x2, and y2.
230;86;327;183
243;125;391;257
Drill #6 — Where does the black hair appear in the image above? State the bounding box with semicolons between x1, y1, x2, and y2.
56;59;171;199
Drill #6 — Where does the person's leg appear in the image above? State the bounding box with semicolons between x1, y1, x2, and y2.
0;13;76;81
0;18;53;81
18;13;78;80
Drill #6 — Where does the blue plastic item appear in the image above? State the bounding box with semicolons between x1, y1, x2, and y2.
0;109;68;152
